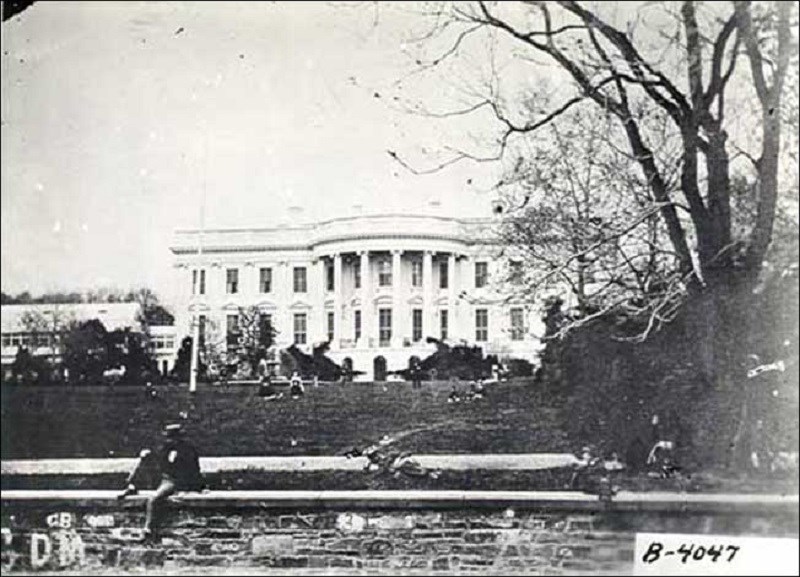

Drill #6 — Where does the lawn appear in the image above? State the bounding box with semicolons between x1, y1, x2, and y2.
1;380;572;460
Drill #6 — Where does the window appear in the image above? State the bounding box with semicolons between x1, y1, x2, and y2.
326;262;334;292
475;262;488;288
226;314;239;348
439;260;449;289
378;260;392;287
378;308;392;347
412;309;423;342
293;267;307;293
510;308;525;341
327;311;335;342
411;261;423;288
259;314;273;347
440;309;449;341
153;336;174;350
226;268;239;294
259;268;272;293
192;269;206;295
509;261;523;283
475;309;488;342
354;310;361;341
293;313;307;345
354;260;361;289
2;334;11;347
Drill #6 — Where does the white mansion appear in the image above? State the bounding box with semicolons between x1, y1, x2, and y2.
169;211;546;380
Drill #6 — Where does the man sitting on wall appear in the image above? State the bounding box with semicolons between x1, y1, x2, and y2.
117;423;206;540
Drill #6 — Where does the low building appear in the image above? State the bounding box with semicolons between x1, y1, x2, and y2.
169;212;546;380
0;302;177;376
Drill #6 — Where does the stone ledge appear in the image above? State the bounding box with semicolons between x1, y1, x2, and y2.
0;454;580;475
2;490;797;515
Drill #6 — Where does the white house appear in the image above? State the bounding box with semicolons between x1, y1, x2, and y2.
169;209;546;381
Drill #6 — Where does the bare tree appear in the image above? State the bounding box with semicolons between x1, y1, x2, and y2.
392;1;798;381
495;105;686;337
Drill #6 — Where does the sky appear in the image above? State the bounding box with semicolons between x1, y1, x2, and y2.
1;2;503;297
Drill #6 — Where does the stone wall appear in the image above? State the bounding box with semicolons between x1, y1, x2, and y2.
2;497;797;574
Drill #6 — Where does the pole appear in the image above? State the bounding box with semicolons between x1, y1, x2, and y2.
189;128;208;394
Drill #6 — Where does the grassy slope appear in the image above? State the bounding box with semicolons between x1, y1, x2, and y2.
1;381;572;459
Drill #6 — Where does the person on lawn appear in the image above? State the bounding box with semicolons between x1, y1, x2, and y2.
117;423;206;539
289;371;305;399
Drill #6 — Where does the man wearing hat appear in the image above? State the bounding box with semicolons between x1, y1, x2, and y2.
117;423;206;538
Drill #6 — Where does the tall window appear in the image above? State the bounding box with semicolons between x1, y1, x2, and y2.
378;260;392;287
226;268;239;294
475;262;489;288
378;308;392;347
439;260;449;289
440;309;449;341
509;261;523;283
293;267;307;293
259;314;273;347
326;262;334;292
259;267;272;293
192;269;206;295
327;311;335;342
353;260;361;289
226;314;239;348
510;308;525;341
475;309;488;342
293;313;307;345
412;309;423;342
354;310;361;341
411;261;423;288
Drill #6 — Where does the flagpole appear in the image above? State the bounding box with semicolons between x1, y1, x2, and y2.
189;128;208;394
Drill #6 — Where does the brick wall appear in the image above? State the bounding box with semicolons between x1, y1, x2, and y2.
2;500;798;574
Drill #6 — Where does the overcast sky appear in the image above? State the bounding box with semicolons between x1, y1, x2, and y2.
1;2;502;297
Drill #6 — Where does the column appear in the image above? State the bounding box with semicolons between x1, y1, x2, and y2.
359;250;372;348
447;253;457;342
333;253;342;349
278;261;291;347
315;258;326;345
391;250;404;348
422;251;433;340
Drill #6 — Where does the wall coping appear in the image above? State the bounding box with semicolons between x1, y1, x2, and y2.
0;454;580;475
2;490;798;515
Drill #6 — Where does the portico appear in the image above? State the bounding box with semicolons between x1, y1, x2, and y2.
313;248;467;353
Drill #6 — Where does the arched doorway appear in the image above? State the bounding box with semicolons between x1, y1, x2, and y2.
373;356;387;382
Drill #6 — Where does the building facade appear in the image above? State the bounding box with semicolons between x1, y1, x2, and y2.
169;213;545;380
1;303;177;377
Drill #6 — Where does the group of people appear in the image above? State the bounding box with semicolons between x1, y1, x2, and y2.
447;380;487;403
256;356;306;401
